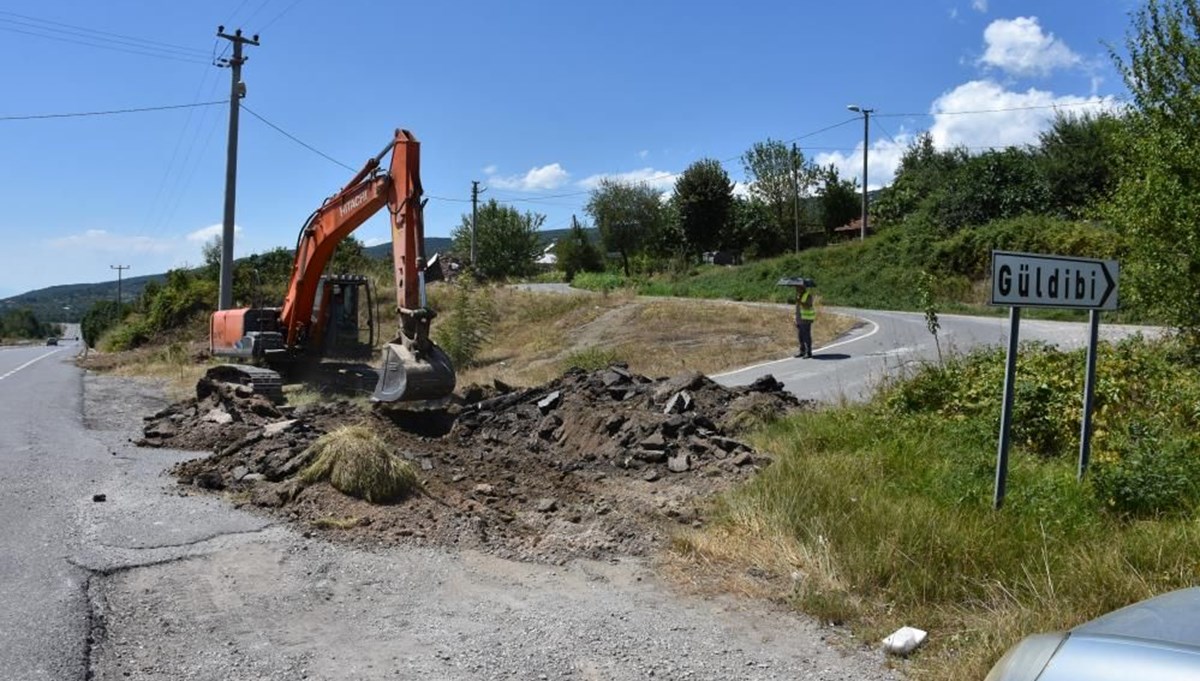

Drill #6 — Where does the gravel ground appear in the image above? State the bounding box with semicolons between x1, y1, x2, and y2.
87;374;902;681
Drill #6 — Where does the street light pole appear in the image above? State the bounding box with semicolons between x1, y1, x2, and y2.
847;104;874;241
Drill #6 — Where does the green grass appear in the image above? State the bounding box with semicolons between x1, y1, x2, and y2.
560;346;623;372
570;216;1155;324
674;336;1200;681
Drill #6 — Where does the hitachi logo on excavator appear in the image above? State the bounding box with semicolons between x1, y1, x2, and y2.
339;191;369;217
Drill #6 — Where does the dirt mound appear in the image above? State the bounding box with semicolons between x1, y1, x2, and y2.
139;366;810;563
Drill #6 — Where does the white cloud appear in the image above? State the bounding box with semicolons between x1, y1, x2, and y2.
186;223;244;243
638;149;649;159
48;229;175;254
816;135;911;192
732;181;751;199
482;164;497;175
928;79;1120;150
972;0;988;12
578;167;677;192
363;235;389;247
979;17;1080;77
486;163;570;191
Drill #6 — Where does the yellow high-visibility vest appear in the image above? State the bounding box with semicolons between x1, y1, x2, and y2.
797;290;816;321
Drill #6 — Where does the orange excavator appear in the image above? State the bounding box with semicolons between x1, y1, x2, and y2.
208;128;455;404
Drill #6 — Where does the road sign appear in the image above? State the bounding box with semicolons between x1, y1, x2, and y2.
990;251;1119;310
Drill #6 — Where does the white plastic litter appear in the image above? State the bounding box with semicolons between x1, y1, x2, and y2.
881;626;928;656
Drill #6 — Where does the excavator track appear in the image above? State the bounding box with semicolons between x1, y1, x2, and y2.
204;364;284;403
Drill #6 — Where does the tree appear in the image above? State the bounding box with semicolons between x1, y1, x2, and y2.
1107;0;1200;347
674;159;734;256
585;180;664;276
816;165;860;236
871;133;968;227
0;308;52;339
81;300;121;347
729;196;787;259
201;235;222;281
933;147;1049;231
555;218;603;281
1038;111;1125;218
234;246;294;306
741;139;816;252
451;199;543;280
328;235;371;277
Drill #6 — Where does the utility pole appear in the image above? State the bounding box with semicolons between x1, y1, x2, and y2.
470;180;485;267
110;264;130;314
216;26;259;310
792;142;800;253
847;104;874;242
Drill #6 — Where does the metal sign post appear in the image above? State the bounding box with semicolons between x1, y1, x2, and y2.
994;306;1021;509
1078;310;1101;481
989;251;1119;509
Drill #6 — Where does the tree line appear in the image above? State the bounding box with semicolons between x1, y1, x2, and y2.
0;308;58;340
451;141;860;281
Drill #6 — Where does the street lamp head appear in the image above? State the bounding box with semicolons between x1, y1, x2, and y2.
847;104;861;112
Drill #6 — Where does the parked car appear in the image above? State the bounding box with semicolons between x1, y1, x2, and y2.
45;337;57;346
985;587;1200;680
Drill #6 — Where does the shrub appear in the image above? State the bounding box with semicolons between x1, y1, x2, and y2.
561;346;622;372
1091;425;1200;518
431;279;496;368
300;425;419;503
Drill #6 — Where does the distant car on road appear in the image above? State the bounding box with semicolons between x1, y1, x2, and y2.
45;337;57;346
986;587;1200;680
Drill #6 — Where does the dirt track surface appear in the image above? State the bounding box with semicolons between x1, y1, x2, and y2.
90;373;901;680
141;365;807;564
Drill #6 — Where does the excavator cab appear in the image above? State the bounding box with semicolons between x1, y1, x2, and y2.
314;274;375;359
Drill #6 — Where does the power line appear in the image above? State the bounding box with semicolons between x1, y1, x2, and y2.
875;100;1123;118
224;0;255;27
258;0;306;32
240;104;356;172
0;24;211;64
143;62;224;234
0;10;210;55
240;0;276;30
0;100;226;122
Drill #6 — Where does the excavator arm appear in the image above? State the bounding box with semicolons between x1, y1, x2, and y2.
280;131;409;346
274;128;453;402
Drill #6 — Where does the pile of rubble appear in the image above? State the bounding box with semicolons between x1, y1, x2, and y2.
139;366;810;563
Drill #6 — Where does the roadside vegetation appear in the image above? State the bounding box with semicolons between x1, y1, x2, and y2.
671;334;1200;680
71;2;1200;679
0;308;59;343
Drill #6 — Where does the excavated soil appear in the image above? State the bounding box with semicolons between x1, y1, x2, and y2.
139;365;809;564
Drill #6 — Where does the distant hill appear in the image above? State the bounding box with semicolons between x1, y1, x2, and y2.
364;236;455;260
2;227;592;323
0;273;165;323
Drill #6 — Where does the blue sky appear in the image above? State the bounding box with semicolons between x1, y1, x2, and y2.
0;0;1136;297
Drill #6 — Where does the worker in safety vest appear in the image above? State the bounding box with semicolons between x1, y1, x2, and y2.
794;283;815;358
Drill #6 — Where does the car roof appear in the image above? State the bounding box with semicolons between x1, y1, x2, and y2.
1073;587;1200;649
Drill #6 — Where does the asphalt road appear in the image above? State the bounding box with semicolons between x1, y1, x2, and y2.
714;307;1161;402
0;340;91;679
1;326;897;680
0;335;275;680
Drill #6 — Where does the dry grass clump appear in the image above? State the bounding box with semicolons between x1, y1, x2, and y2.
300;425;419;503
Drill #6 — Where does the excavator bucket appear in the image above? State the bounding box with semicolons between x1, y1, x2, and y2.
373;342;456;403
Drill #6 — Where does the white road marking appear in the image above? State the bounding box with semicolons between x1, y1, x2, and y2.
0;349;63;382
711;316;882;378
